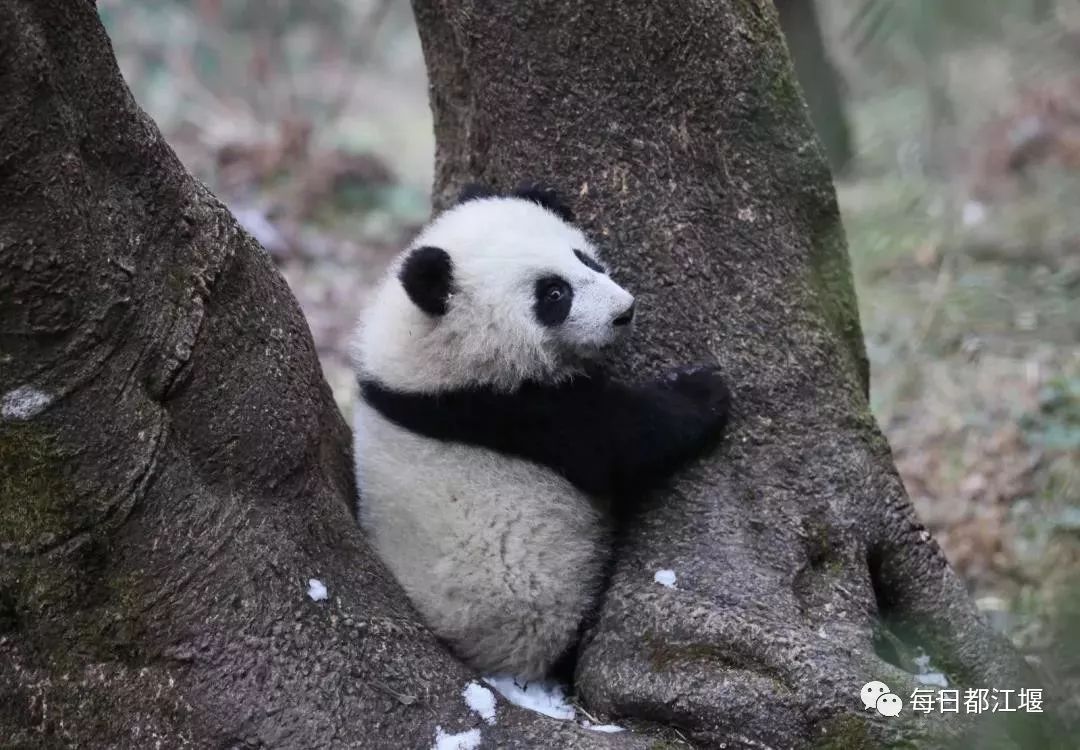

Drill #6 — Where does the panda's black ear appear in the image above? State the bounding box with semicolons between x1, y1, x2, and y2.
399;246;453;317
457;183;499;205
512;182;574;223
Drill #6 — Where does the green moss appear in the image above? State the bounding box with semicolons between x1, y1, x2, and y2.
164;263;190;297
771;56;805;113
815;714;876;750
20;564;78;611
806;519;830;551
808;213;871;392
8;556;147;668
57;545;146;665
0;529;142;665
648;639;730;672
0;553;77;641
0;425;77;546
107;570;143;615
645;635;786;698
804;520;844;575
732;0;773;44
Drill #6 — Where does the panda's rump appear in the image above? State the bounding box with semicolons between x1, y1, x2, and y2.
355;402;609;677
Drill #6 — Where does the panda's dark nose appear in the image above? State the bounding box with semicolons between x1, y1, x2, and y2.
613;301;635;327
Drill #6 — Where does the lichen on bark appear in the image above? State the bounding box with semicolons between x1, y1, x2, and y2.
0;425;76;548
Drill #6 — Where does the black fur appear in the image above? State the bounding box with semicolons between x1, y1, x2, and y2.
512;182;574;223
457;183;500;204
455;181;575;224
360;365;730;511
573;249;606;274
399;246;453;316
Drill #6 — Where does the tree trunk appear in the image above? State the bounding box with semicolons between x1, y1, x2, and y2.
774;0;854;174
0;2;645;748
412;1;1059;747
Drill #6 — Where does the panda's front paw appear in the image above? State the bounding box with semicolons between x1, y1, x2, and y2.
663;365;731;417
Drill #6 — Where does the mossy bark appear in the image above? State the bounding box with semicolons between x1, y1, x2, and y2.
0;2;652;748
411;0;1059;747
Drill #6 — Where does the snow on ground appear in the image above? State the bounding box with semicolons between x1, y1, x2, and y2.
481;676;630;732
483;676;575;721
914;651;949;688
462;681;496;725
306;578;328;601
432;726;481;750
654;569;677;588
2;386;53;421
583;722;625;733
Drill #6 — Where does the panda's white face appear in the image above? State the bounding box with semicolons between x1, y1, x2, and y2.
353;195;635;392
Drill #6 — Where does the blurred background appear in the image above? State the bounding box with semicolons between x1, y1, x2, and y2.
100;0;1080;710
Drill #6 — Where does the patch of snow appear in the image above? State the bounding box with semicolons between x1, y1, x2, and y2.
483;675;575;721
432;726;481;750
916;672;949;688
462;681;496;725
2;386;53;421
584;722;625;733
654;569;677;589
307;578;328;601
914;651;949;688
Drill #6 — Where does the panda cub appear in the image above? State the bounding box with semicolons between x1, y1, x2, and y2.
351;183;729;680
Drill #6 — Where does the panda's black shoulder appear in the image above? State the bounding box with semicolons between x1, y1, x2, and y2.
510;182;574;223
455;180;574;224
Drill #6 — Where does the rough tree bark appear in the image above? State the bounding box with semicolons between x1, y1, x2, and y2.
0;1;1063;749
412;0;1060;748
774;0;854;174
0;2;645;748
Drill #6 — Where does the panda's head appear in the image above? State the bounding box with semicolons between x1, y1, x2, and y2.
354;184;636;392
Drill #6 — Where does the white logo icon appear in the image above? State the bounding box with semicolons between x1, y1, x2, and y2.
861;681;903;716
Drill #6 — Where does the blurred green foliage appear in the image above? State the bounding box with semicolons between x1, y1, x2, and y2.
1027;378;1080;450
848;0;1050;56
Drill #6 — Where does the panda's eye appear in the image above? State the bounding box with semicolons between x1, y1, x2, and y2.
534;275;573;327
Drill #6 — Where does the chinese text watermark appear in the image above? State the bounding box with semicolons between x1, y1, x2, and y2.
860;682;1044;717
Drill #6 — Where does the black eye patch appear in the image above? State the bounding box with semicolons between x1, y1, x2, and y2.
534;275;573;327
573;249;606;274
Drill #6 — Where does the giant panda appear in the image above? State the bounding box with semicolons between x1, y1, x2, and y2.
351;183;730;680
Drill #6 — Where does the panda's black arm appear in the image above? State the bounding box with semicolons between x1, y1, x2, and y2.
359;367;729;499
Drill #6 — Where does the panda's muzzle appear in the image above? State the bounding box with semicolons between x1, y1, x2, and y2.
613;301;636;327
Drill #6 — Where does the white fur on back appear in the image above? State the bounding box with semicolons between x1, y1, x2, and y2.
355;403;609;679
351;197;632;392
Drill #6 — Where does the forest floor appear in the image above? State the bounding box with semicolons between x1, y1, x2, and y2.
836;80;1080;710
839;173;1080;665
